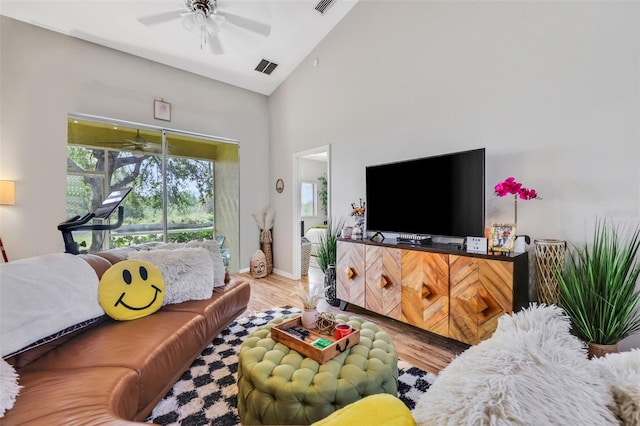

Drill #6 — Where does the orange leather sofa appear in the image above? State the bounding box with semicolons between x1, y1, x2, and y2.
3;247;250;425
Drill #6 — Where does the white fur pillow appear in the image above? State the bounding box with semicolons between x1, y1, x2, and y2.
591;348;640;425
413;305;618;426
128;248;214;305
186;240;226;287
0;359;21;417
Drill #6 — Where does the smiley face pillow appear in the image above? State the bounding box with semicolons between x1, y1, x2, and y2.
98;260;165;320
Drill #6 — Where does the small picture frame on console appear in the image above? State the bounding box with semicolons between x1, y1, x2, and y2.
489;223;517;253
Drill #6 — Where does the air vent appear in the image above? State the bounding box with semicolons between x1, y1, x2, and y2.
315;0;336;14
255;59;278;75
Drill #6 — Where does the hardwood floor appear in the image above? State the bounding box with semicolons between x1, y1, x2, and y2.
236;262;469;375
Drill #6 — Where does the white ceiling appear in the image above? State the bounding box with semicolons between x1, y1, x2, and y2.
0;0;358;96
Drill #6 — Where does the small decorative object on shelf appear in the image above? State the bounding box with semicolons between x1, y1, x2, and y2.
494;177;541;229
350;198;366;239
489;223;517;253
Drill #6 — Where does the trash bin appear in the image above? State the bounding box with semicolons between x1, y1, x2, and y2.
301;237;312;275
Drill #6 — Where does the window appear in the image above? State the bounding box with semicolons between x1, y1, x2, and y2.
301;181;317;217
66;116;240;272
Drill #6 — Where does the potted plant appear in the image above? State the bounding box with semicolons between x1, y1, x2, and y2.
557;219;640;358
317;217;345;307
295;283;324;329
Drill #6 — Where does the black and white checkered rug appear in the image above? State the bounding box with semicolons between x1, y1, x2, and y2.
146;307;436;425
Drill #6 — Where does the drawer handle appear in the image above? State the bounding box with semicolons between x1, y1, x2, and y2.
380;275;390;289
463;294;489;314
421;283;431;299
345;267;355;279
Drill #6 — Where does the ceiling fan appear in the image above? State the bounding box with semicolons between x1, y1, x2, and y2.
138;0;271;55
101;130;162;155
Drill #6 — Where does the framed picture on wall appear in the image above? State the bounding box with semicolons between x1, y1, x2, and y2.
154;99;171;121
489;223;516;253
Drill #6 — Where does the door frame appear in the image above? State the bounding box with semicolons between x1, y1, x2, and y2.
292;145;331;280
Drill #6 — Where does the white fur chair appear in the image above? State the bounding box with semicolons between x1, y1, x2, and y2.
413;304;640;425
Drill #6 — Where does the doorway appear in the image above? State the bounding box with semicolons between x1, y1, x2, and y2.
292;145;330;279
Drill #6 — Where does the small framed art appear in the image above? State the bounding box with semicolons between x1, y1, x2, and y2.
154;99;171;121
489;223;517;253
275;178;284;193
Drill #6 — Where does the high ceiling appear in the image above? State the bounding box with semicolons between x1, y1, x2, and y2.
0;0;359;96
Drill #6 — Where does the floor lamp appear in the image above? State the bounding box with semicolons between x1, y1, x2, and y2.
0;180;16;262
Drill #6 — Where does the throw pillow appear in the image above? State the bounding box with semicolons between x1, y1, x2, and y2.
186;239;226;287
592;348;640;425
128;247;214;305
0;359;21;417
98;260;165;321
0;253;104;358
413;304;618;426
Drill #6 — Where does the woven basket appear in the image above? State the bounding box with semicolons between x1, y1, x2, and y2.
534;239;566;304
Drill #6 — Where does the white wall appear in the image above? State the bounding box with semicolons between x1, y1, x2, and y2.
269;1;639;348
0;17;270;268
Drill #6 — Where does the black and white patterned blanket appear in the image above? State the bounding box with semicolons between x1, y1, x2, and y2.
146;307;435;425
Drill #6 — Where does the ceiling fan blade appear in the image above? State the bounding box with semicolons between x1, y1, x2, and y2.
182;12;197;31
216;11;271;37
138;9;184;26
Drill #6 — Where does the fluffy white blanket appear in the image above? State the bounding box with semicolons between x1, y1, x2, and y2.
0;253;103;357
413;304;618;425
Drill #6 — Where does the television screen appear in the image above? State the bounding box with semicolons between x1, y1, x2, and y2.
365;148;485;239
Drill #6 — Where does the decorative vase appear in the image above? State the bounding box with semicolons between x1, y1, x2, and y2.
324;264;339;307
301;309;318;329
534;239;567;304
260;228;273;275
588;342;619;359
352;215;365;239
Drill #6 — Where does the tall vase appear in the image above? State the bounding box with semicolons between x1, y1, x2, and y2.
260;228;273;275
534;239;567;304
324;264;339;307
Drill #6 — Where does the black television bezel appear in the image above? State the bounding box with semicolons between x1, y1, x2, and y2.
365;148;485;239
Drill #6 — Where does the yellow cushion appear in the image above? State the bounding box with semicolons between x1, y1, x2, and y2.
98;260;165;320
312;394;416;426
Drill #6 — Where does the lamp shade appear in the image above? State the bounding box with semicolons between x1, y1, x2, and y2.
0;180;16;205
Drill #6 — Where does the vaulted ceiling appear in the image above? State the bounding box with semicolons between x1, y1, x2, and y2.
1;0;359;95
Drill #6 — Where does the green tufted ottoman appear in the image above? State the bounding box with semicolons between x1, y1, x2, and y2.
237;313;398;425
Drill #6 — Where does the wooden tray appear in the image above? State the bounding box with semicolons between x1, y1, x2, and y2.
271;316;360;364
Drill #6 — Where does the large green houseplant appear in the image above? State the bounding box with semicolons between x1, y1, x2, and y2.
557;219;640;356
316;217;345;273
317;217;345;307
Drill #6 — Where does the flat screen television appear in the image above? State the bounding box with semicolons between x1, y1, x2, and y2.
365;148;485;239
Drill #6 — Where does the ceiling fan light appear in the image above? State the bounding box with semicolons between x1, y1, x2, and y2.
194;10;206;25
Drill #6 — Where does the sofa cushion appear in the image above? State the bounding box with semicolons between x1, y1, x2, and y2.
20;311;209;413
128;247;214;305
1;367;139;424
413;304;618;425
